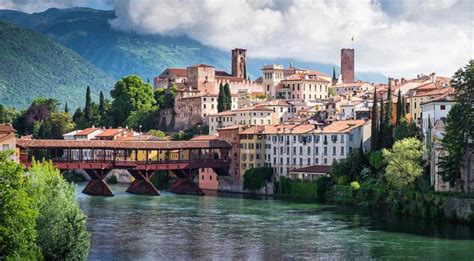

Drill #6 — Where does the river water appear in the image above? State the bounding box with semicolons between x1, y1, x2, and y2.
76;183;474;260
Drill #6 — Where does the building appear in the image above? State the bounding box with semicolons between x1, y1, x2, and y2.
0;124;17;161
333;82;373;95
341;48;355;83
63;127;103;140
406;82;452;127
420;92;455;140
290;165;331;181
279;72;330;100
237;120;371;180
217;126;242;191
261;64;285;98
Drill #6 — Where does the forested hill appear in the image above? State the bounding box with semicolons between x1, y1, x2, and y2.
0;8;387;85
0;20;113;109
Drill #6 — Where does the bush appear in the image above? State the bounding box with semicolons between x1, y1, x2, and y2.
150;170;169;189
316;176;333;200
106;173;118;184
350;181;361;190
243;167;273;191
337;175;350;185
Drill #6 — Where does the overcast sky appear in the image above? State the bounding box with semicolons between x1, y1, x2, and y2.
1;0;472;78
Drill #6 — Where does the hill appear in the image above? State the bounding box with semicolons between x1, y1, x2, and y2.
0;8;386;84
0;20;114;109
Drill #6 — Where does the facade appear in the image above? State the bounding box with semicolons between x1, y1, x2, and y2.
279;73;330;100
217;126;242;191
0;124;17;161
261;64;285;98
420;92;455;139
290;165;331;181
237;120;370;180
406;82;452;127
209;111;236;135
334;82;373;95
341;48;355;83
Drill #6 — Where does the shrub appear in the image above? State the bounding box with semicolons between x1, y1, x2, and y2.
243;167;273;191
337;175;350;185
350;181;361;190
316;176;333;200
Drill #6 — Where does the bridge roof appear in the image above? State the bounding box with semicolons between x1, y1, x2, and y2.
17;139;231;150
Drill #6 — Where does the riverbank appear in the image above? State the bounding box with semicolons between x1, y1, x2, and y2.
327;185;474;224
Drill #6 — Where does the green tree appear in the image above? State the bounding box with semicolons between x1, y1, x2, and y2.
378;96;384;149
110;75;155;126
0;104;19;123
64;102;69;114
371;89;379;150
32;98;58;113
383;137;424;190
223;83;232;111
217;83;225;112
85;86;92;121
34;112;75;139
147;129;166;138
439;61;474;192
99;91;105;115
396;89;402;126
27;160;90;260
0;151;40;260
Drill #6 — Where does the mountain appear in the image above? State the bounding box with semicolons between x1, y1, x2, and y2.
0;8;387;84
0;20;114;109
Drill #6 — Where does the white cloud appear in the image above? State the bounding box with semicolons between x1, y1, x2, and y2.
109;0;473;78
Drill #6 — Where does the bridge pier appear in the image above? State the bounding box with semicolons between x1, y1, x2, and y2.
126;170;160;196
83;169;114;196
168;169;204;195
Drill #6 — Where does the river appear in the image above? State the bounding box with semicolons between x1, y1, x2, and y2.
76;183;474;260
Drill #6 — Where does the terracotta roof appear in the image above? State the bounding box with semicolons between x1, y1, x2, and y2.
166;68;187;77
16;139;231;150
210;111;236;117
190;135;219;141
282;72;330;82
190;64;214;68
0;124;15;133
75;128;101;136
291;165;331;174
95;129;130;137
320;120;367;133
258;99;291;107
0;133;15;143
215;70;232;77
235;106;274;112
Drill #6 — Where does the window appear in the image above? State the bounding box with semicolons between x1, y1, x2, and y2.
440;105;446;110
315;147;319;155
323;147;327;155
210;176;212;180
324;158;327;164
341;147;345;155
332;147;336;155
202;175;204;180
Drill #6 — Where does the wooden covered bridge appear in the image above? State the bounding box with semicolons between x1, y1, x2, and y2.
17;139;232;196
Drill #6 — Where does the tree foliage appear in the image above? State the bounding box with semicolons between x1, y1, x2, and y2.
27;160;90;260
383;138;424;190
223;83;232;111
438;60;474;191
371;89;379;150
217;83;225;112
0;151;40;260
243;167;273;191
110;75;155;126
33;112;75;139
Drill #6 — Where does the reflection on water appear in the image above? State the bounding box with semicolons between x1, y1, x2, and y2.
76;183;474;260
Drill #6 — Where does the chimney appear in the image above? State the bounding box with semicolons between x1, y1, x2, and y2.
430;72;436;83
401;78;405;84
388;77;393;88
394;79;399;86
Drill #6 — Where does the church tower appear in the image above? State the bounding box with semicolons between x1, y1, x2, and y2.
232;48;247;78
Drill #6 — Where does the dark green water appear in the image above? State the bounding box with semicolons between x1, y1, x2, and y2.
76;183;474;260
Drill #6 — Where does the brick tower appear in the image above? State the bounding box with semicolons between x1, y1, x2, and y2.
232;48;247;79
341;48;354;83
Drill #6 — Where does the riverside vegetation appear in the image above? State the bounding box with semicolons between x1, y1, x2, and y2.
0;151;90;260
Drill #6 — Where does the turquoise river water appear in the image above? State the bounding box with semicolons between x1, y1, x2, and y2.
76;183;474;260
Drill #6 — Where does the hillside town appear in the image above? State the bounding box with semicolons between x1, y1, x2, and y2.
2;46;471;198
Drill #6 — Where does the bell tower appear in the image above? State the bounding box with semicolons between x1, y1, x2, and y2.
232;48;247;78
341;48;355;83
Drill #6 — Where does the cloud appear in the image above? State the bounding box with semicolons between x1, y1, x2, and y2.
109;0;473;78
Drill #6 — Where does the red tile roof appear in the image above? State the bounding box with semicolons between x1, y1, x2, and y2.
75;128;101;136
95;129;130;137
166;68;187;77
0;124;15;133
291;165;331;173
17;139;231;149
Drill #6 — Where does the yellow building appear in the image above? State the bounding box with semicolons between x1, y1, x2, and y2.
239;126;267;175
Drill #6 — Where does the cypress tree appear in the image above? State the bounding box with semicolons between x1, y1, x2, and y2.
99;91;105;115
223;83;232;111
64;102;69;113
371;89;378;150
378;96;384;149
217;83;225;112
396;89;402;126
85;85;92;121
401;95;406;117
384;85;393;127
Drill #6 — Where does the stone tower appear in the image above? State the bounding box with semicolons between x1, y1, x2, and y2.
232;48;247;78
341;48;354;83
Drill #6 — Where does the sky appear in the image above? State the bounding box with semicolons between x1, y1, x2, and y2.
1;0;472;78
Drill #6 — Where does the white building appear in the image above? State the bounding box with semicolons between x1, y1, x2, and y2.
260;120;371;179
420;92;455;139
